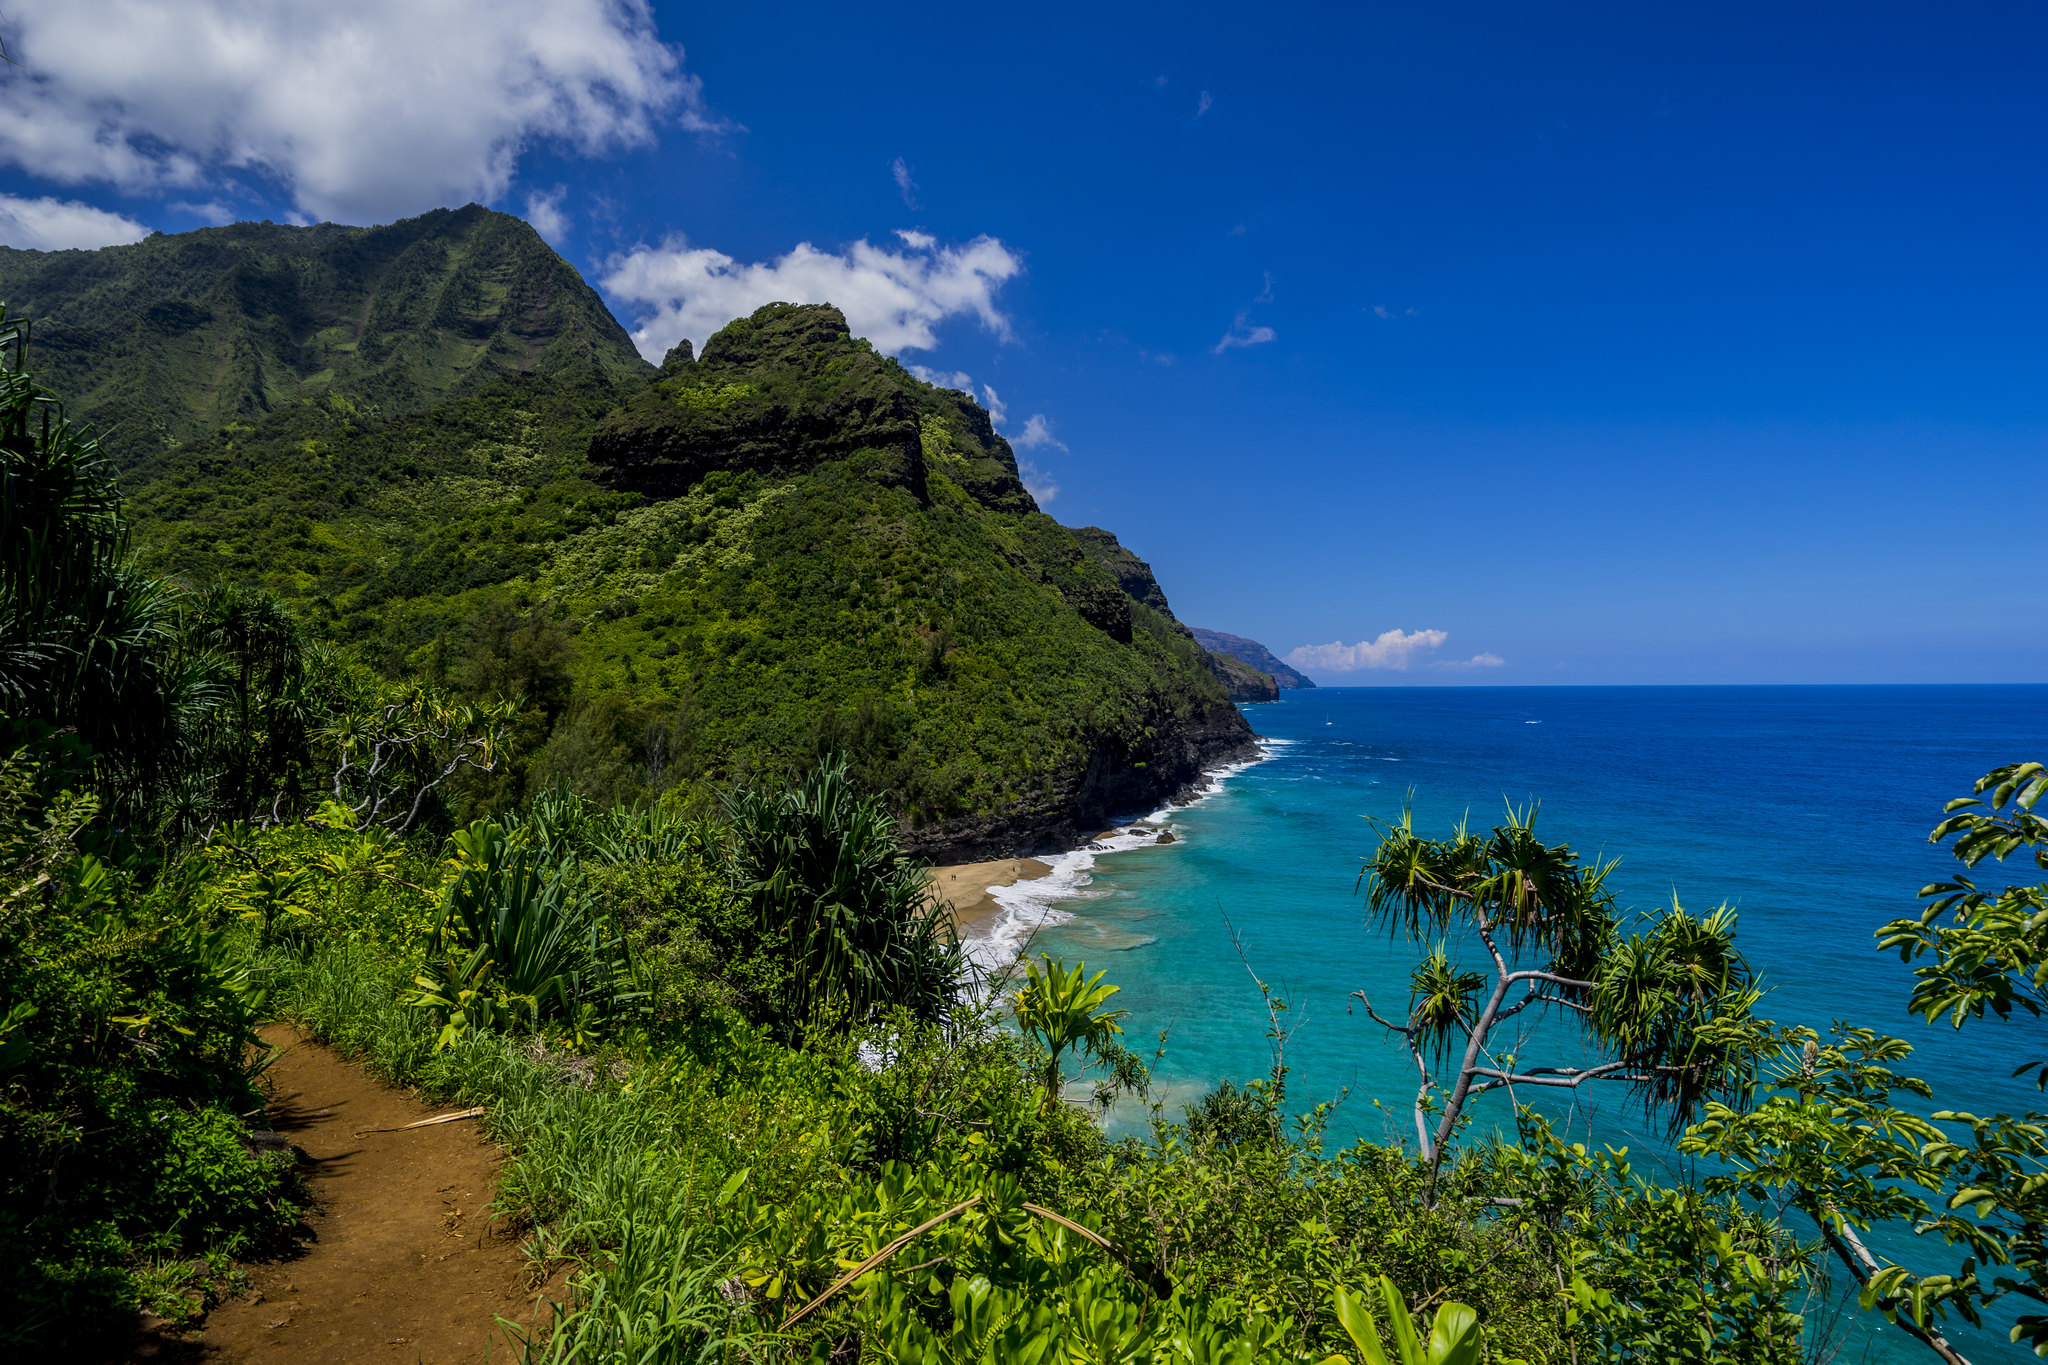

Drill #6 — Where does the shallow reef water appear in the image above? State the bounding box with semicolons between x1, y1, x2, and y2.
968;683;2047;1363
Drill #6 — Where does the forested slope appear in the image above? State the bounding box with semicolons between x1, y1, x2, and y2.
85;239;1253;853
0;204;650;464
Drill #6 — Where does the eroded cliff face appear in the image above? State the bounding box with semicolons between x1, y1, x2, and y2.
589;304;1033;512
1206;651;1280;703
1190;628;1316;689
585;305;1258;858
897;690;1260;860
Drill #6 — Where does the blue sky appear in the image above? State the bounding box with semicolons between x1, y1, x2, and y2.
1;2;2043;683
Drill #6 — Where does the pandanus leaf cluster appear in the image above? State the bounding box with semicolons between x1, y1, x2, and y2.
410;818;631;1049
1356;802;1764;1166
724;757;963;1037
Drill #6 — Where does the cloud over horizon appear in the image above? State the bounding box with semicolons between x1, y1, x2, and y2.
0;0;705;224
1288;629;1451;672
603;230;1023;361
0;193;149;250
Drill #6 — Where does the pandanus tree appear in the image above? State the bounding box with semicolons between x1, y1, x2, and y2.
0;305;336;835
1355;803;1764;1170
0;308;187;796
724;757;963;1037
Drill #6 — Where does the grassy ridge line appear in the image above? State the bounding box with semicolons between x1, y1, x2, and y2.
0;205;651;465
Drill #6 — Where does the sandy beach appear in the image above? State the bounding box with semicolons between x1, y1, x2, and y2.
929;856;1056;937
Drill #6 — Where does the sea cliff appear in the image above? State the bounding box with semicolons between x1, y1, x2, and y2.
17;210;1257;858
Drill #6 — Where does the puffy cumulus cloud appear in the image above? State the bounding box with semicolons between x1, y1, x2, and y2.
604;230;1023;361
1434;652;1505;670
0;193;149;250
0;0;705;224
1287;629;1449;673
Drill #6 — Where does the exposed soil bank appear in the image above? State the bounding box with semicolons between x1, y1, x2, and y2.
125;1024;543;1363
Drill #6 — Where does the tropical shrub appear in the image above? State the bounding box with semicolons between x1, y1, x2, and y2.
722;757;963;1037
0;748;298;1353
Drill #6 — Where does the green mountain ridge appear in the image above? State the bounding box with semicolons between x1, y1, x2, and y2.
0;203;651;464
62;211;1254;856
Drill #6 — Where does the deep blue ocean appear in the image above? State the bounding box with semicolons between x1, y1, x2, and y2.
1012;685;2047;1362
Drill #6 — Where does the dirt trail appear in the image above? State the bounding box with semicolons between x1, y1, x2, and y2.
132;1023;546;1363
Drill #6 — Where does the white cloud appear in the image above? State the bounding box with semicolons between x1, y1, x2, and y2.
0;0;707;224
1213;309;1276;353
1434;652;1505;670
604;229;1023;361
1020;460;1059;505
1287;629;1450;673
976;385;1061;500
170;199;236;225
0;193;149;250
892;156;920;209
1014;414;1067;452
979;384;1008;426
1196;90;1213;118
910;365;974;392
525;184;570;242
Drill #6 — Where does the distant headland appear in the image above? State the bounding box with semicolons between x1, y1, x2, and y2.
1191;628;1317;698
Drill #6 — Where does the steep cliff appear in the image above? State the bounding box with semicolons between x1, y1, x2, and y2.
109;262;1254;857
1206;652;1280;703
1191;628;1317;689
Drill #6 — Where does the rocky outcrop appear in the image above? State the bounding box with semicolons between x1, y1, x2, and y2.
1205;651;1279;703
1191;628;1316;689
897;701;1261;861
1069;526;1187;632
589;303;1035;512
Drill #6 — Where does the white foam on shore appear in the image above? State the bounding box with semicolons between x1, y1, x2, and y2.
962;738;1287;982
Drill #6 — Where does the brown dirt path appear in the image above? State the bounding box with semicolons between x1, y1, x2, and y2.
130;1023;546;1363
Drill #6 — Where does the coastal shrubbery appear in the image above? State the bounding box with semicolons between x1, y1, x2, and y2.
8;301;2047;1363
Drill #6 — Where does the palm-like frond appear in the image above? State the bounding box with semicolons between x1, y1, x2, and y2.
724;757;963;1036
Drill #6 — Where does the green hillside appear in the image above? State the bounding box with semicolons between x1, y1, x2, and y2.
0;204;651;464
117;283;1253;855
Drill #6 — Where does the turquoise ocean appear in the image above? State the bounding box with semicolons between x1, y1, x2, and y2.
962;684;2048;1363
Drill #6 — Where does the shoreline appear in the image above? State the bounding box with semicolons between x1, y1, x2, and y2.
930;856;1059;937
940;740;1280;977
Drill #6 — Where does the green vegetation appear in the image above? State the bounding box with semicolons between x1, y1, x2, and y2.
1355;806;1762;1169
0;204;651;465
8;216;2048;1362
101;287;1251;851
